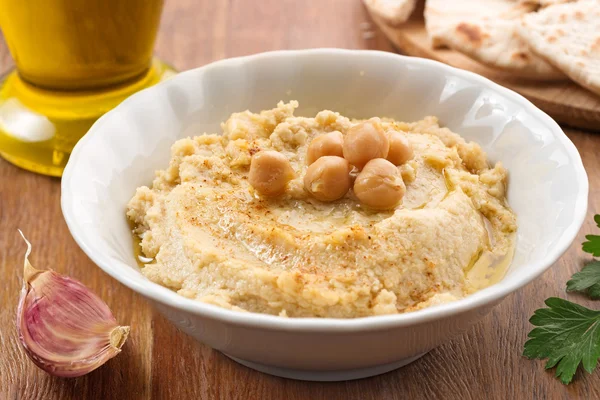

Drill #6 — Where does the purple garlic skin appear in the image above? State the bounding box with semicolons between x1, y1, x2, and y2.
17;231;130;378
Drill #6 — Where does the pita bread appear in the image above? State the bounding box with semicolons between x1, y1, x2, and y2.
538;0;576;7
425;0;535;48
363;0;417;26
518;0;600;95
424;0;565;80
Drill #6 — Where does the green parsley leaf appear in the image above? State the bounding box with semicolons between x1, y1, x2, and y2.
583;236;600;257
523;297;600;384
582;215;600;256
567;261;600;299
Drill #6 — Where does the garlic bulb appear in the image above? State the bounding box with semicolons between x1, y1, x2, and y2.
16;231;130;377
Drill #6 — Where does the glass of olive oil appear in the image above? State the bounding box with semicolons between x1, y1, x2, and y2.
0;0;175;176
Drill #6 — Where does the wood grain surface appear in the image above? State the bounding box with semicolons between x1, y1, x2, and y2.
367;1;600;132
0;1;599;399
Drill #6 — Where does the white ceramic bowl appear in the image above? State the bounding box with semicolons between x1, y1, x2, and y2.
61;49;588;381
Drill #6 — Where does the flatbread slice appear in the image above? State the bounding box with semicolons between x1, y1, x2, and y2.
363;0;417;26
518;0;600;95
521;0;576;6
538;0;576;7
440;19;565;80
425;0;535;48
424;0;565;80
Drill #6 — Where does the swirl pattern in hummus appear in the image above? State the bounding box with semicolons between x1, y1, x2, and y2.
127;101;516;318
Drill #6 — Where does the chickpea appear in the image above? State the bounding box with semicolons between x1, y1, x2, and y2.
386;130;413;166
342;118;389;170
306;131;344;165
304;156;351;201
248;151;295;196
353;158;405;210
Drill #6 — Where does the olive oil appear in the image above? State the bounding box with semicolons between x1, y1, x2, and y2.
0;0;174;176
465;237;516;290
132;232;155;269
0;0;164;90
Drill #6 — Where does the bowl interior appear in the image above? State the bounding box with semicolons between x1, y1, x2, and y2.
62;50;587;323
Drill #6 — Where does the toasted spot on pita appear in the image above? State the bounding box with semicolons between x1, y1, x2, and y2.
512;52;530;61
456;23;483;46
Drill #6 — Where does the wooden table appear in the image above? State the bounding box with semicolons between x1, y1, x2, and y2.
1;1;598;398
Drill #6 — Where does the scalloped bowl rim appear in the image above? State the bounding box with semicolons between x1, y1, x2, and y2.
61;49;588;332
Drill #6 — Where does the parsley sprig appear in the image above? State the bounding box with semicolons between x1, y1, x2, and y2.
523;214;600;384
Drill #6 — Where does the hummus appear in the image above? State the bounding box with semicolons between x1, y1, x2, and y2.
127;101;516;318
